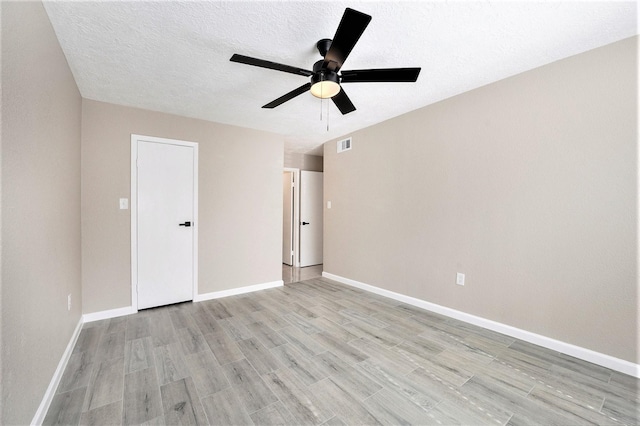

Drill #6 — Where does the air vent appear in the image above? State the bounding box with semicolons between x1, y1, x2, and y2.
337;137;352;153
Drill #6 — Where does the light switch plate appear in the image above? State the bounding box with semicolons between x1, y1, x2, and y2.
119;198;128;210
456;273;465;286
327;201;332;209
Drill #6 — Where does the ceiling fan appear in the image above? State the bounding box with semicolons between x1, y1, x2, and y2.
230;8;421;115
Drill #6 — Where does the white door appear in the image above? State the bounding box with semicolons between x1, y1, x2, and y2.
299;171;323;267
282;172;294;265
135;137;197;309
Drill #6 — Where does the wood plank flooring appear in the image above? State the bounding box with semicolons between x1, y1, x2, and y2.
44;276;639;425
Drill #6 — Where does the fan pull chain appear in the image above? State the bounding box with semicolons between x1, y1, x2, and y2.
320;83;323;121
326;98;330;132
318;83;329;131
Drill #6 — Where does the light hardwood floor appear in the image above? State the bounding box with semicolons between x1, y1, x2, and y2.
44;277;639;425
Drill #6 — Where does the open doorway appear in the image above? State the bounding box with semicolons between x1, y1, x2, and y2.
282;168;323;283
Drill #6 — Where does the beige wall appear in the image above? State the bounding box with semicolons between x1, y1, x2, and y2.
1;2;82;424
82;100;284;314
324;37;638;363
284;151;323;171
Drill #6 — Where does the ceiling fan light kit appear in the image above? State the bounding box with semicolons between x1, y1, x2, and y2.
230;7;421;115
310;61;340;99
310;77;341;99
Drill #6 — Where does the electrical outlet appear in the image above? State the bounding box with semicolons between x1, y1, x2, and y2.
68;294;71;311
456;273;465;286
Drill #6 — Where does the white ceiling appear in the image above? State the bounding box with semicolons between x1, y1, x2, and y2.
44;1;637;156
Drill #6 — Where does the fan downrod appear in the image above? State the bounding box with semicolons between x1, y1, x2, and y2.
316;38;332;57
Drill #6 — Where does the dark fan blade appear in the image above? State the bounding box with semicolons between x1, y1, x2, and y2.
262;83;312;109
331;88;356;115
341;68;421;83
231;54;313;77
323;8;371;72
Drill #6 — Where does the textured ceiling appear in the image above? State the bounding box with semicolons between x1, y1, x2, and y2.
44;1;637;155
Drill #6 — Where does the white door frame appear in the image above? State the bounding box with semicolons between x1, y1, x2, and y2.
284;167;300;267
282;171;294;266
131;134;199;310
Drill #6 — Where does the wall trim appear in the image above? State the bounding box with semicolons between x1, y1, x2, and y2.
82;279;284;322
31;318;84;426
82;306;137;324
194;280;284;302
322;271;640;378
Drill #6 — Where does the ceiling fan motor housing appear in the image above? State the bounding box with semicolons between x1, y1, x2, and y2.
312;60;339;83
310;71;339;86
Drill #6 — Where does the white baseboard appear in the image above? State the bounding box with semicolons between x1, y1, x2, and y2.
82;306;137;323
31;318;84;426
194;280;284;302
322;271;640;378
82;280;285;321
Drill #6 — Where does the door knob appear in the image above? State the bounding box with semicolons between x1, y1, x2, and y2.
179;221;192;227
301;222;310;225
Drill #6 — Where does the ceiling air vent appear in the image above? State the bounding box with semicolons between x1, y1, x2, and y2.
337;137;352;153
